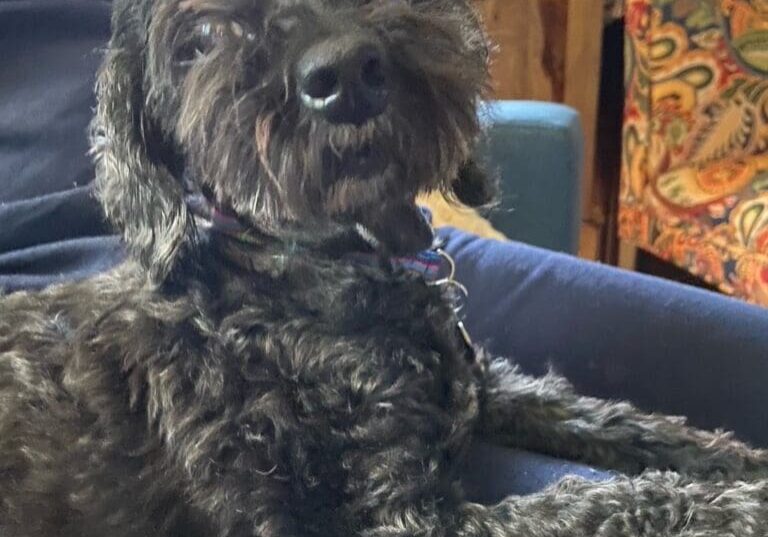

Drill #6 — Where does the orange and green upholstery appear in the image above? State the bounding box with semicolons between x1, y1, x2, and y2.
621;0;768;305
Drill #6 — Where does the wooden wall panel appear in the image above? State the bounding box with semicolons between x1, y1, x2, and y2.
473;0;605;260
474;0;567;101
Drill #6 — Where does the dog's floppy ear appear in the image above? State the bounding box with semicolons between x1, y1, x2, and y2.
91;8;195;284
450;158;498;208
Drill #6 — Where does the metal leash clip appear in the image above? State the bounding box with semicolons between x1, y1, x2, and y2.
429;248;473;348
429;248;469;298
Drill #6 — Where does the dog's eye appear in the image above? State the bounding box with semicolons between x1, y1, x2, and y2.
178;19;257;66
229;21;258;42
178;19;258;68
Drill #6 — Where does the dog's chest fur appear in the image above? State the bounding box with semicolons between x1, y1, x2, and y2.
0;240;481;535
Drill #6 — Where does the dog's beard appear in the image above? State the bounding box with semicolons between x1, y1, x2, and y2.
246;112;442;255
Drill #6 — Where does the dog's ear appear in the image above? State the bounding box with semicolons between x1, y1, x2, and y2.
91;13;195;284
450;158;498;208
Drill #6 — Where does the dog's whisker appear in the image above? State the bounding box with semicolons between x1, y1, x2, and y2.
254;112;282;193
328;135;343;160
281;67;292;106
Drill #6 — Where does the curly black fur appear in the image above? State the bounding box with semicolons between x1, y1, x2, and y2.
3;1;768;536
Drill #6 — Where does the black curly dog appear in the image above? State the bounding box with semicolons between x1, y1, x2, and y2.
3;1;768;536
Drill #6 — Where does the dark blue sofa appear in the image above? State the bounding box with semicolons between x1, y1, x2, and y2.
2;0;768;504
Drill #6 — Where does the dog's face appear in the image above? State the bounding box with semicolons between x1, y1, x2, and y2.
93;0;490;281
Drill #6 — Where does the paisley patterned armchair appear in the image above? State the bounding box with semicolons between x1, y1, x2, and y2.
621;0;768;305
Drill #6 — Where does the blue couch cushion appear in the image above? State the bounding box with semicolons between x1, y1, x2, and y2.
0;1;111;202
0;1;114;291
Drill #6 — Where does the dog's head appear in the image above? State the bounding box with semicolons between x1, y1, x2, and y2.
92;0;491;282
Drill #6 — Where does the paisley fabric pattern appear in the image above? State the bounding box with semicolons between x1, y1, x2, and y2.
621;0;768;306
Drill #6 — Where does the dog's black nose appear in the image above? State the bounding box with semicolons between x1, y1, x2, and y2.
297;36;389;125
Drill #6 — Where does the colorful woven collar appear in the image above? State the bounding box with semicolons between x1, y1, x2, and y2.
345;249;444;281
187;194;444;281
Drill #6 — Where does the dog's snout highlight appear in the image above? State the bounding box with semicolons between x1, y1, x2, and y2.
297;34;389;126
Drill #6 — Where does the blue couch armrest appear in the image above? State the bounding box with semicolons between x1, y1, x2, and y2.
480;101;583;255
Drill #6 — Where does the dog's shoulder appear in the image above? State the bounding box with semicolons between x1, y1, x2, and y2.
0;264;143;353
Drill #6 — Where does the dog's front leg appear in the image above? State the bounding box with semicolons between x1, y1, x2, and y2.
363;473;768;537
478;357;768;481
454;472;768;537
